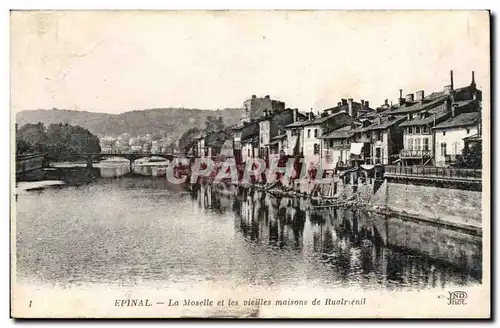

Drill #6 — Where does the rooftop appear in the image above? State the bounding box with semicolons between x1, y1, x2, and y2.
433;112;480;130
365;115;407;130
320;125;356;139
399;104;449;127
285;112;343;128
389;94;448;115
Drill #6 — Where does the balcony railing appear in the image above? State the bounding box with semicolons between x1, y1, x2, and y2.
400;149;431;158
384;165;482;182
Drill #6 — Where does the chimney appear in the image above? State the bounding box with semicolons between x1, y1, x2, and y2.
405;94;414;103
471;71;477;93
415;90;425;102
309;108;314;121
384;99;389;106
265;95;270;99
337;102;342;107
444;85;452;95
365;101;369;109
361;99;365;107
252;95;257;99
399;89;405;105
450;70;454;94
347;98;355;117
293;108;298;122
450;69;456;105
341;98;347;106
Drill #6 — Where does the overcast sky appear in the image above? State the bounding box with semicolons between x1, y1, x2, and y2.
10;10;489;114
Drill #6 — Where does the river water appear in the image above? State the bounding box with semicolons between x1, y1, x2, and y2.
15;172;482;295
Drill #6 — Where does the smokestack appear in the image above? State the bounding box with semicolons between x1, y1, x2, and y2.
450;70;454;92
415;90;425;102
450;70;455;104
452;104;457;118
471;71;476;92
347;98;355;118
405;94;414;103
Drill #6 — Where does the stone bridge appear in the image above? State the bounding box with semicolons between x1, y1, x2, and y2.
68;153;176;169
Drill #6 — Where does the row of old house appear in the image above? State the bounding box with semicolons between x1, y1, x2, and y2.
185;70;482;171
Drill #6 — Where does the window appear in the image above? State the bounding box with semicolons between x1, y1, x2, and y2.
423;138;429;151
314;129;318;138
314;144;320;155
416;126;421;134
329;139;333;148
307;129;311;138
440;142;447;156
407;138;413;150
248;149;251;157
415;138;421;151
423;126;430;134
443;131;446;136
466;128;470;134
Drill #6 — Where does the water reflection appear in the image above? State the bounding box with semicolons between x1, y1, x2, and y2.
15;177;481;291
192;183;482;289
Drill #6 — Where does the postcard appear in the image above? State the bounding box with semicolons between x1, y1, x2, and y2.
11;10;491;318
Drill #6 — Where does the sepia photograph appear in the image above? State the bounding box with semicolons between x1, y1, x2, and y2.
10;9;491;318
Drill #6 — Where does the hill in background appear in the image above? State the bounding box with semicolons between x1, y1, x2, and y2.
15;107;246;140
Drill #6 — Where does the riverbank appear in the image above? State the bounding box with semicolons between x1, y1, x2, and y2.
217;176;483;237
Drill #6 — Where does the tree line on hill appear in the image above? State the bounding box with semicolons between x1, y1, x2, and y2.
16;123;101;161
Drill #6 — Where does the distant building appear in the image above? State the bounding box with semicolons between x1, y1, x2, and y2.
100;136;117;153
151;140;160;153
243;95;285;121
257;108;296;161
240;121;260;163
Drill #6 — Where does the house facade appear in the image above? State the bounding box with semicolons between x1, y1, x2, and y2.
285;111;352;169
433;112;480;167
366;115;406;165
258;108;296;161
394;70;480;165
240;120;260;163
